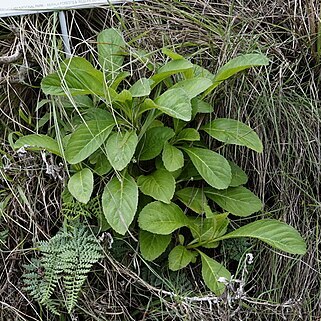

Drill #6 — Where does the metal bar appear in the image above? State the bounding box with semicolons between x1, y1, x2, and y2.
58;11;72;58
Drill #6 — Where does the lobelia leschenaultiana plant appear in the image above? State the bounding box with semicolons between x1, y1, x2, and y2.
15;28;306;296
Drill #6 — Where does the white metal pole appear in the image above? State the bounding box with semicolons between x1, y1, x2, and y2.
58;11;72;58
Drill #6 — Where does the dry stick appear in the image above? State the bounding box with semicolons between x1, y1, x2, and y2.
0;42;21;65
103;253;301;316
0;41;26;85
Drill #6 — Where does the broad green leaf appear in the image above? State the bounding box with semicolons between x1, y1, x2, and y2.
106;130;138;171
203;53;269;96
128;78;151;97
61;95;94;110
94;154;112;176
172;78;213;99
192;64;214;79
102;174;138;235
97;28;126;77
182;147;231;189
14;134;61;156
139;230;171;261
155;88;192;121
155;156;182;179
138;169;175;204
65;117;115;164
162;142;184;172
175;128;200;142
83;107;115;121
202;118;263;153
137;126;175;161
199;251;231;295
67;168;93;204
152;59;193;86
215;219;306;255
229;161;248;187
175;187;207;214
138;201;188;235
41;57;105;96
168;245;196;271
191;98;213;118
213;53;269;84
205;186;262;217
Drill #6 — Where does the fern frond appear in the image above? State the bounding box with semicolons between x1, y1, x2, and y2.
23;258;60;315
23;223;103;314
60;225;103;313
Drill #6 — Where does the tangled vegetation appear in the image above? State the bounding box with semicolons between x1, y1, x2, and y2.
0;1;320;320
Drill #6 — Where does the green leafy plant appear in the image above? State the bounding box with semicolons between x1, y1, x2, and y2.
16;28;306;296
23;223;103;314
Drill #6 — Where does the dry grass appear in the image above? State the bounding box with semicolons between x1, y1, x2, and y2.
0;0;320;320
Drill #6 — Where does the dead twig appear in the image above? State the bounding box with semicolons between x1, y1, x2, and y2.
0;42;21;65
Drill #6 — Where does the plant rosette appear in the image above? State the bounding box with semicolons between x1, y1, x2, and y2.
15;28;307;296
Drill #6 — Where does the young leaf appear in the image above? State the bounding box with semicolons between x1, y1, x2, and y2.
14;134;61;156
139;230;171;261
102;174;138;235
151;59;193;86
65;117;115;164
168;245;196;271
162;142;184;172
201;118;263;153
67;168;93;204
199;251;231;296
41;57;105;96
137;126;175;161
138;201;188;235
229;161;248;187
205;186;262;217
106;130;138;171
155;88;192;121
189;214;229;246
175;187;207;214
172;78;213;99
215;219;306;255
182;147;231;189
128;78;151;97
175;128;200;142
97;28;126;77
137;169;175;204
